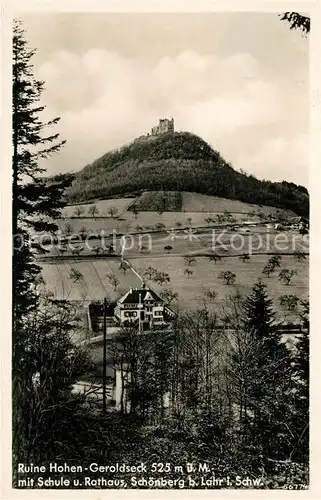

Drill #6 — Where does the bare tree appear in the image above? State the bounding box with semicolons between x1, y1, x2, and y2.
262;263;276;278
119;261;130;274
204;289;217;302
64;222;73;235
69;267;83;283
293;250;307;262
93;246;102;256
144;266;157;281
279;294;299;311
268;254;282;268
107;273;119;291
153;271;171;286
88;204;98;218
131;205;139;219
156;222;166;231
184;268;194;279
172;308;225;416
79;226;88;238
74;206;84;218
109;327;159;416
205;216;214;226
278;269;298;285
218;271;236;285
184;255;196;266
228;328;267;441
108;206;119;218
239;253;251;262
208;253;222;264
160;288;178;305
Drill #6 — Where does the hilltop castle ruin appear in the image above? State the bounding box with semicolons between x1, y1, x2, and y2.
134;117;175;144
151;118;174;136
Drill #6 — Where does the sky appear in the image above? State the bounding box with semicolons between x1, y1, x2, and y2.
21;12;309;186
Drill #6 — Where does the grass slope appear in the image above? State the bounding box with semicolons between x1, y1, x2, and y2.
181;192;286;214
40;259;141;302
130;254;308;323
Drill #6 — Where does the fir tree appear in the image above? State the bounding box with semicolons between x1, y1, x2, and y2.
12;19;73;319
289;300;309;461
295;300;309;385
12;20;76;468
242;281;293;458
243;280;276;341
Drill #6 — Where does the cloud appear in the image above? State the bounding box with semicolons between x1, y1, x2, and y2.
37;48;308;185
236;134;309;186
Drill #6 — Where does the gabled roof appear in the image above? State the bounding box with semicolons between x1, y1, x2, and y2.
118;288;164;305
143;291;154;301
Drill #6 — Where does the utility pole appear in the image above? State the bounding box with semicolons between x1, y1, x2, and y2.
138;292;141;334
102;297;107;414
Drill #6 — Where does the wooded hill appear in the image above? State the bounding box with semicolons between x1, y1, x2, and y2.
66;132;309;217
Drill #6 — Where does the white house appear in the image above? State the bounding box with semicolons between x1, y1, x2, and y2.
114;284;171;329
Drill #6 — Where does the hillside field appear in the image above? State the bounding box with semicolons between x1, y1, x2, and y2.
61;197;135;219
130;254;308;323
39;251;308;323
181;192;289;214
39;192;308;323
62;191;293;217
40;258;141;302
55;191;299;239
55;191;302;248
40;224;308;260
55;211;258;236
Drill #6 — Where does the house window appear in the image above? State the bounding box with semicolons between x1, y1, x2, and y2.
124;311;137;318
154;311;163;316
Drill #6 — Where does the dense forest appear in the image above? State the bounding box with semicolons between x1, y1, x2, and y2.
67;132;309;217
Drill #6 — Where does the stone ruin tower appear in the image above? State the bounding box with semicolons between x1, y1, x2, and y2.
151;117;174;136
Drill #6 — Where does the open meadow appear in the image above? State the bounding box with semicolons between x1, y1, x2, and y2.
55;210;255;236
129;254;308;323
40;258;141;302
39;251;309;324
63;191;294;217
39;192;308;323
61;197;135;218
57;191;292;236
181;192;291;215
40;225;308;260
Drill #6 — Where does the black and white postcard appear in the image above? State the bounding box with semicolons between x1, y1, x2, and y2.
2;0;320;497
